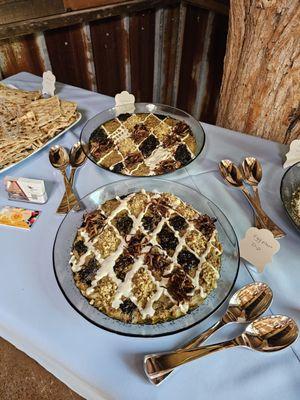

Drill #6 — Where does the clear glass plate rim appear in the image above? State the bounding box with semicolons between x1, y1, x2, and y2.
280;161;300;231
79;102;206;178
52;178;240;337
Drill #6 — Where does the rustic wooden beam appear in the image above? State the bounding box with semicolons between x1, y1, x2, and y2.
63;0;130;11
183;0;229;16
0;0;178;40
200;11;228;123
0;33;46;77
156;4;182;105
129;8;156;102
0;0;65;25
217;0;300;144
172;2;187;107
89;15;129;95
44;24;94;91
176;5;210;116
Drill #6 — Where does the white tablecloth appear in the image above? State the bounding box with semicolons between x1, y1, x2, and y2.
0;72;299;400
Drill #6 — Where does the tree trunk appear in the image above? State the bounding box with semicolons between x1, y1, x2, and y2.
217;0;300;144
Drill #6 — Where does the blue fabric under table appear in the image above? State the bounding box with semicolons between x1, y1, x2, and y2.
0;72;299;400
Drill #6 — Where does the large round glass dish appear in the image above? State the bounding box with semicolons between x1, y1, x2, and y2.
280;162;300;232
53;178;239;337
80;103;205;177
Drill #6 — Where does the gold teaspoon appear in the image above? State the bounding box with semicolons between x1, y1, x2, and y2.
57;142;87;211
49;146;80;213
242;157;263;188
219;159;285;238
69;142;87;185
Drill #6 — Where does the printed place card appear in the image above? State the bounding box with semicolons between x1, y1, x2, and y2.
0;206;40;230
42;71;56;97
240;227;280;273
115;91;135;114
283;139;300;168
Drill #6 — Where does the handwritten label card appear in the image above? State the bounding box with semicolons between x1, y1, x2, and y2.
42;71;56;97
283;139;300;168
115;91;135;114
240;227;280;273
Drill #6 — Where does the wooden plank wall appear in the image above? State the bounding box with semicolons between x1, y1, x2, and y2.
0;2;228;123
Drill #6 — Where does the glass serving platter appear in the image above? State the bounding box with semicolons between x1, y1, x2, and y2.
280;162;300;232
80;103;205;177
53;178;240;337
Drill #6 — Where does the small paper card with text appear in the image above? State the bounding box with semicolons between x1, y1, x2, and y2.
115;91;135;114
42;71;56;97
240;227;280;273
0;206;40;230
283;139;300;168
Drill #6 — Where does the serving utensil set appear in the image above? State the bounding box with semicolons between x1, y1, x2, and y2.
144;282;298;385
219;157;285;238
49;142;87;213
49;146;297;385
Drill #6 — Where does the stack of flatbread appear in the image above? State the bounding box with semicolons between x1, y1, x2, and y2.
0;83;79;171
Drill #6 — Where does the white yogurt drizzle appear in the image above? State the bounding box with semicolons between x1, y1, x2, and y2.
109;126;130;144
94;113;195;175
69;190;222;319
144;147;172;171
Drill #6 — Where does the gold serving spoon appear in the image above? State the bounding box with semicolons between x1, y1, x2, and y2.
144;315;298;382
49;145;81;213
69;142;87;185
242;157;263;189
57;142;87;211
146;282;273;385
219;160;285;238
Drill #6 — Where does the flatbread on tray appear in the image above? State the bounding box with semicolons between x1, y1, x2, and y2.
0;84;79;171
26;95;62;127
0;83;41;105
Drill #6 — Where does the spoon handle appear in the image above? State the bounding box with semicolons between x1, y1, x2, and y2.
57;170;80;213
69;166;76;186
57;167;77;211
149;319;226;385
62;172;71;203
180;319;226;350
253;186;261;204
62;169;75;200
253;186;263;229
144;339;237;382
241;188;286;238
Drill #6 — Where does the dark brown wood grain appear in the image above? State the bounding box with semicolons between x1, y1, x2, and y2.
217;0;300;143
0;0;177;40
0;0;65;25
183;0;228;15
44;24;93;90
200;12;228;123
176;5;209;115
159;4;180;105
90;16;128;96
129;9;156;101
64;0;130;10
0;34;45;78
0;0;229;129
